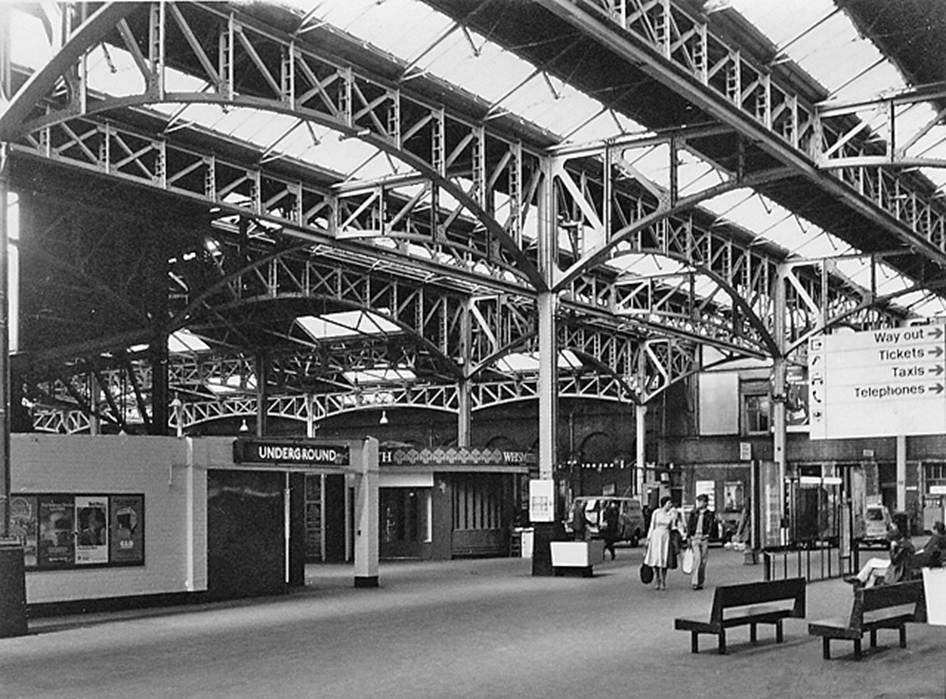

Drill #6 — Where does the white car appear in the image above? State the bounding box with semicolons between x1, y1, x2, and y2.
859;504;893;549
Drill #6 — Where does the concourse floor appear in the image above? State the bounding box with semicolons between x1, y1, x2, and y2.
2;547;944;698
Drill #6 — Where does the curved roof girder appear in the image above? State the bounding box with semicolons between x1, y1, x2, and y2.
0;1;549;291
172;246;534;379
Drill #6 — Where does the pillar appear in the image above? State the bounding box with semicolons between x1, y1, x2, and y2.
0;150;26;637
635;403;647;497
896;434;906;513
531;153;560;576
457;378;471;448
353;436;379;587
254;352;267;437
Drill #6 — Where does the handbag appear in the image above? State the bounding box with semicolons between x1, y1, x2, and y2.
681;546;695;575
640;562;654;584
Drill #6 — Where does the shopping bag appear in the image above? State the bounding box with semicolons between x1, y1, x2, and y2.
639;563;654;584
681;546;694;575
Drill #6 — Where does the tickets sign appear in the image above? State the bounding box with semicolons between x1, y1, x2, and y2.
809;325;946;438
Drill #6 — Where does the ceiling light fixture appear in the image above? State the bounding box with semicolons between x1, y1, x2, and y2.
379;410;389;425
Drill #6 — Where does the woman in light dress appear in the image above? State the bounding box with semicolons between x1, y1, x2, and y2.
644;496;685;590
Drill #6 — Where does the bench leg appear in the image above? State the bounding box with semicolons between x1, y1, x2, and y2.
822;637;831;660
853;638;862;660
899;625;907;649
690;631;699;654
776;620;784;644
750;623;757;643
870;629;877;648
717;630;726;655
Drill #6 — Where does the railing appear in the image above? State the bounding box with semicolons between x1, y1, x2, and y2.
763;544;859;583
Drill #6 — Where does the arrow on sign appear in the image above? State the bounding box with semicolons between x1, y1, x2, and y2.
932;365;945;377
929;327;944;340
929;383;945;395
931;346;945;359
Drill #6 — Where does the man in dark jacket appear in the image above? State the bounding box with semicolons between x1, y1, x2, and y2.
686;494;719;590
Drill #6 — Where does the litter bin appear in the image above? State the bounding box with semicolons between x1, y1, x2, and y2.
0;540;27;637
892;511;910;538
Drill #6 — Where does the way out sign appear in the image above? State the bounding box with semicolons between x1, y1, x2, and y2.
808;326;946;439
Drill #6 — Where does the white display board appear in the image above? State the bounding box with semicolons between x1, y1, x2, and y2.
922;567;946;626
808;325;946;439
528;479;555;522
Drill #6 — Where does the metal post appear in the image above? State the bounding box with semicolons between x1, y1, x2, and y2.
773;265;789;546
0;146;26;638
0;155;9;537
255;352;267;437
635;403;647;498
896;434;907;513
457;378;471;448
457;300;472;448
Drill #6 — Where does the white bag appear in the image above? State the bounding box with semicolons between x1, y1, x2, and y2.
681;546;694;575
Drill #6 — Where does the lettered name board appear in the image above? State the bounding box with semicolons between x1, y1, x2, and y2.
808;325;946;439
233;439;350;468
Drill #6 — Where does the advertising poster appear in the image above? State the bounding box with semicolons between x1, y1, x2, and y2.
75;496;109;565
9;495;38;567
38;496;75;568
110;495;144;565
723;481;745;512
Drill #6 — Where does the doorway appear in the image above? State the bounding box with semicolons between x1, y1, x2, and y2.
379;488;429;559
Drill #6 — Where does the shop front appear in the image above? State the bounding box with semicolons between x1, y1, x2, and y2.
304;447;531;562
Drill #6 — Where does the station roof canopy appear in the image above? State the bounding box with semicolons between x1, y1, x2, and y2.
6;0;946;431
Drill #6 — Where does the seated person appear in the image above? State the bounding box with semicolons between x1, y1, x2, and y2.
914;520;946;568
846;525;915;588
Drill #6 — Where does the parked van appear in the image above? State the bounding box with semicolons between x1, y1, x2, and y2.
565;496;647;546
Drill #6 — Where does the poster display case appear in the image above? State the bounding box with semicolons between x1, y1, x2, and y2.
11;494;144;570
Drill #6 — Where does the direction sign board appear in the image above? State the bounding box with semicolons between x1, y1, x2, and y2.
808;325;946;439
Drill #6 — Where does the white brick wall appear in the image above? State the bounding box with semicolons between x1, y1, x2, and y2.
11;434;207;604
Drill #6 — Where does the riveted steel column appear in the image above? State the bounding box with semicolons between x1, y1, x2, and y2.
0;145;26;637
457;300;472;448
0;153;8;538
773;264;789;548
532;156;560;576
255;352;267;437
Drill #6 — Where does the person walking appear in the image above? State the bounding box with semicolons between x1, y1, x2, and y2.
602;501;621;560
686;494;718;590
570;500;588;542
644;496;684;590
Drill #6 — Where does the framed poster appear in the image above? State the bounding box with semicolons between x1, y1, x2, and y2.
75;496;109;565
110;495;144;565
9;495;38;567
723;481;745;512
38;496;75;568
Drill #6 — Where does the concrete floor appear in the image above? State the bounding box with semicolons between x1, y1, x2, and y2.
1;547;944;698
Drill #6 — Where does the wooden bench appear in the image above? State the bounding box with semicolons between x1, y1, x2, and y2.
674;577;806;654
808;579;924;660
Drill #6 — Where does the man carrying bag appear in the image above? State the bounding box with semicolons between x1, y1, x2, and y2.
686;494;718;590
